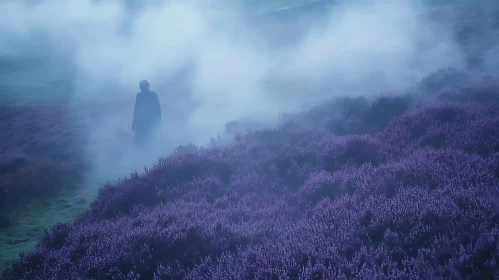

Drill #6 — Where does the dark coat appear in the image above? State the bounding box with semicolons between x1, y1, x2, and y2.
132;90;161;132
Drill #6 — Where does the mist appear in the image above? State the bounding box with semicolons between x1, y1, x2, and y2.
0;0;469;183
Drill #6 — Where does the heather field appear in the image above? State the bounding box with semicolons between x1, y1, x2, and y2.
1;0;499;279
1;72;499;279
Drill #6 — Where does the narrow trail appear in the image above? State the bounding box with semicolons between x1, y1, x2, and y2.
0;141;177;271
0;178;106;270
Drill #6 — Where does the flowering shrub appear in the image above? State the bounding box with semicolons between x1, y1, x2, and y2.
322;95;412;136
2;74;499;279
0;103;88;223
419;67;471;95
1;158;85;205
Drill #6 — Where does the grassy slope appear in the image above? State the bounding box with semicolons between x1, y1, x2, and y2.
0;188;91;269
0;103;89;269
0;97;134;270
0;104;87;204
0;56;105;268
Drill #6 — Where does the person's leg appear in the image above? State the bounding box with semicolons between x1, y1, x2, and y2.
134;129;145;147
135;127;153;148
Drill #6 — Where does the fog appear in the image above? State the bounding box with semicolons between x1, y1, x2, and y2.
0;0;473;182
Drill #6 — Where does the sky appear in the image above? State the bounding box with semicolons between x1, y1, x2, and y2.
0;0;476;181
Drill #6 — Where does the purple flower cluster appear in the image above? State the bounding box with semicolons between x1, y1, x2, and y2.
3;75;499;279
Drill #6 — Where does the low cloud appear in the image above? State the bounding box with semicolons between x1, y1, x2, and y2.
0;0;468;180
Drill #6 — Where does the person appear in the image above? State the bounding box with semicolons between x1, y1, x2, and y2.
132;80;161;147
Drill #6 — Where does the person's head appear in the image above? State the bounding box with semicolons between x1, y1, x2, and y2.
139;80;150;92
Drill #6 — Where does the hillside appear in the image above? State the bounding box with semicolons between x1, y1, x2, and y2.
0;104;86;226
1;0;498;279
0;99;134;269
2;70;499;279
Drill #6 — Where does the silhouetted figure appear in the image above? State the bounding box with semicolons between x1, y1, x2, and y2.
132;80;161;147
